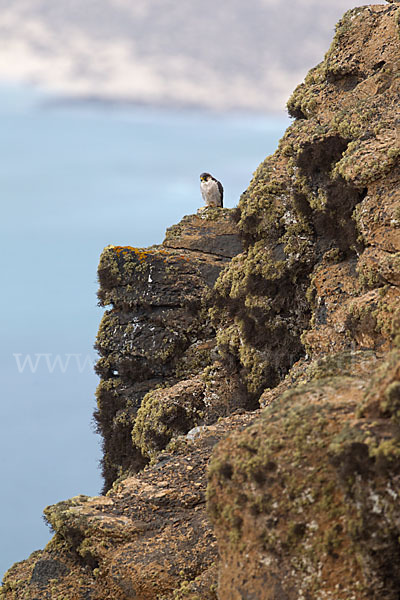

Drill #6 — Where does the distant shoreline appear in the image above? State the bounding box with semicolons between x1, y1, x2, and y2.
0;79;289;119
38;92;289;120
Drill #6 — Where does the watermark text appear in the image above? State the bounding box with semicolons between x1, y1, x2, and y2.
13;353;96;374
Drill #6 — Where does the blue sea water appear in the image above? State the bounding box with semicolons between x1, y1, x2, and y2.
0;83;289;581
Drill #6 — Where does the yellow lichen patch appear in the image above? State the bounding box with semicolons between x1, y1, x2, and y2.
112;246;152;261
111;245;191;264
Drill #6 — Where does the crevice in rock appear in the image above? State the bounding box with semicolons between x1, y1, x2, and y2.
296;135;367;258
288;105;307;120
163;244;235;260
326;72;363;91
373;60;386;72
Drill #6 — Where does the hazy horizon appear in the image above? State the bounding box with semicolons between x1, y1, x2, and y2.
0;0;386;112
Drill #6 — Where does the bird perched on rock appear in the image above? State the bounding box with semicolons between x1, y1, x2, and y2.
200;172;224;208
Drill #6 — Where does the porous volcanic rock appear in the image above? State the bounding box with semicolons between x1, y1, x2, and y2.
208;350;400;600
211;3;400;397
131;361;249;461
94;208;245;490
206;5;400;599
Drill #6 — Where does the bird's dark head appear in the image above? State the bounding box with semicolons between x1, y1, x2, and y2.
200;172;213;182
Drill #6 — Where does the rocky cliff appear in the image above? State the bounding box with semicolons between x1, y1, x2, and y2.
1;3;400;599
94;210;249;491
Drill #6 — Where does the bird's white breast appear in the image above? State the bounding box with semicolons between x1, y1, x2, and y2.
200;179;222;207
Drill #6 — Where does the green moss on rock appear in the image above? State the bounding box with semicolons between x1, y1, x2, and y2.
211;4;400;400
208;351;400;599
131;379;206;459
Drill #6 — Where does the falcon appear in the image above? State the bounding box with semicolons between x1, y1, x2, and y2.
200;172;224;208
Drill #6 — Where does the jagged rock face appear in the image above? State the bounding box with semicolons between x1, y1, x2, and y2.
94;209;247;490
131;362;249;461
211;3;400;396
206;7;400;598
208;351;400;600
